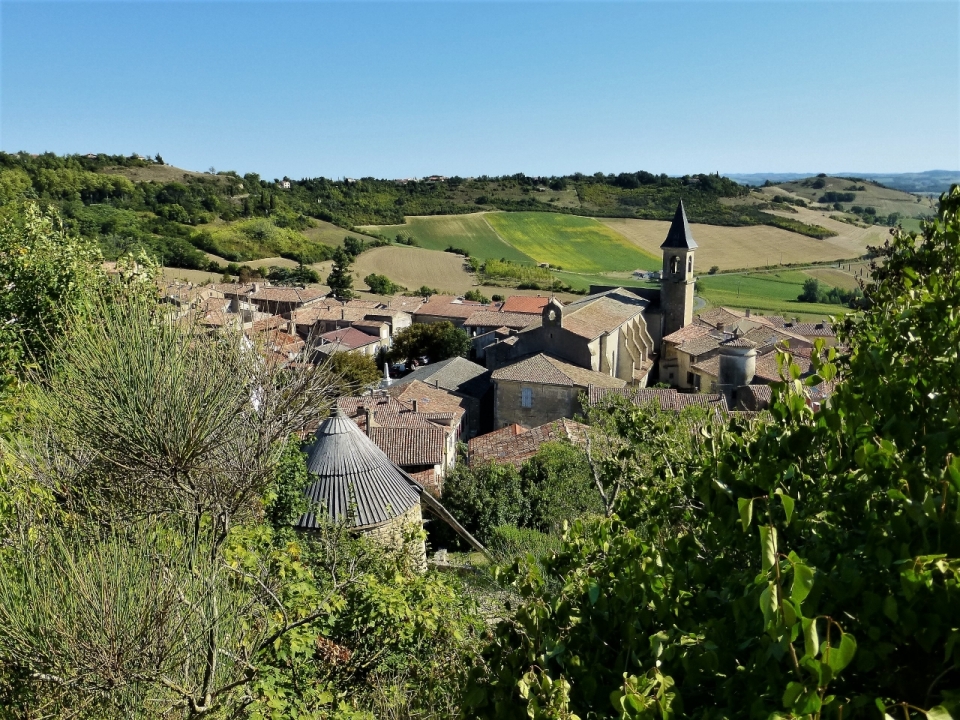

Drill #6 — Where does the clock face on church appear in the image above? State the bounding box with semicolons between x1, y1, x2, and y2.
547;309;557;321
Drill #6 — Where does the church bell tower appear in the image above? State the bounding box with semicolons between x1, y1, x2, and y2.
660;200;697;337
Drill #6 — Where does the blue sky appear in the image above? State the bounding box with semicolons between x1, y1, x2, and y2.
2;1;957;179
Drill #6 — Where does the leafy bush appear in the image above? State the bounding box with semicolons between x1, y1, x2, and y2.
364;273;403;295
488;525;562;564
463;289;489;303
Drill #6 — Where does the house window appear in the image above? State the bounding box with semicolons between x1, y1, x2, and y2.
687;255;693;273
521;387;533;408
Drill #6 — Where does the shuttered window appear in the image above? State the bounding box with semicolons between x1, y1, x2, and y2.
521;387;533;408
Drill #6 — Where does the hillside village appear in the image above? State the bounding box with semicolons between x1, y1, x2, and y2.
149;201;838;514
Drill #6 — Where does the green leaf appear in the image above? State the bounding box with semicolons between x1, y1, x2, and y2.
588;581;600;606
738;498;754;532
791;563;815;605
883;595;899;622
759;582;777;626
802;617;819;659
826;633;857;674
780;494;795;525
926;706;957;720
781;598;798;627
783;681;804;706
760;525;777;574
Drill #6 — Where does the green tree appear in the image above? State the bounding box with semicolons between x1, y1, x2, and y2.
463;289;490;303
325;246;355;300
327;350;382;394
343;235;364;257
364;273;401;295
388;321;469;365
798;276;823;302
0;202;103;374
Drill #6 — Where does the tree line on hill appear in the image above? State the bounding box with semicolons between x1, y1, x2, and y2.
0;152;842;276
0;187;959;717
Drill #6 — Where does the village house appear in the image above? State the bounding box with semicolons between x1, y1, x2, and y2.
390;357;492;436
498;295;551;315
337;381;470;492
212;282;327;315
587;385;729;413
490;352;626;429
313;326;382;358
412;295;502;328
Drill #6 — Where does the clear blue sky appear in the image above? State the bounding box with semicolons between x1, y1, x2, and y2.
2;1;957;179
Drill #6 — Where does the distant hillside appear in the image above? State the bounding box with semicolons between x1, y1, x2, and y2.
0;152;840;274
762;175;937;231
728;170;960;194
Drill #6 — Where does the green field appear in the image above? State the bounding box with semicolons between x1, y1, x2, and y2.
485;212;660;273
551;271;658;293
360;214;535;265
698;270;852;320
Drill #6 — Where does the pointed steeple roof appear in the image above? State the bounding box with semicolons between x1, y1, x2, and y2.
295;409;421;531
660;200;698;250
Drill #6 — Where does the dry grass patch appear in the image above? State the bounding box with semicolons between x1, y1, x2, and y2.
352;245;477;293
602;217;877;271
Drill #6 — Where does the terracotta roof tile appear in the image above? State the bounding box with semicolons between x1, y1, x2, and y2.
468;418;588;469
500;296;551;314
463;311;539;330
492;353;626;389
587;386;729;411
369;427;445;466
414;296;500;320
317;327;381;350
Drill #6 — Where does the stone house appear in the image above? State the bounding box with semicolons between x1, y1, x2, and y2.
490;353;626;429
412;296;501;328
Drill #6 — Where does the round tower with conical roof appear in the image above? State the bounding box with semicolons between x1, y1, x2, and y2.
295;410;425;563
660;200;698;337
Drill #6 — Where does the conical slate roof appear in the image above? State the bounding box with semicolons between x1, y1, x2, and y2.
295;410;421;531
660;200;698;250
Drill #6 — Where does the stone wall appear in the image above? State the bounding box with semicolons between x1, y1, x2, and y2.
494;379;579;429
361;502;427;571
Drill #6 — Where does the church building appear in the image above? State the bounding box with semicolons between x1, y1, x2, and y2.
483;201;699;427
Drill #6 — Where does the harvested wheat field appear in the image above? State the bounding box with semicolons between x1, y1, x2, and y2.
601;216;881;271
161;267;224;284
352;245;477;293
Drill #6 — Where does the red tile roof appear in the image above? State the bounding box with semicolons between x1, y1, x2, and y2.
468;418;588;468
414;296;501;320
369;427;446;466
500;296;551;314
318;327;381;350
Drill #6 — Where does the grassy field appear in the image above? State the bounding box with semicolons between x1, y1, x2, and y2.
697;269;855;321
360;213;535;264
602;216;879;271
303;220;378;248
351;245;479;294
485;212;660;273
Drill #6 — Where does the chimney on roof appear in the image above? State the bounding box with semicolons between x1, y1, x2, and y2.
364;407;378;436
288;318;297;336
412;399;419;413
252;283;261;293
230;295;240;314
717;322;726;333
745;308;751;317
